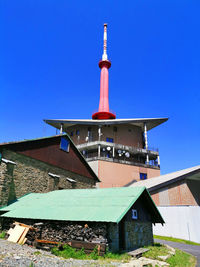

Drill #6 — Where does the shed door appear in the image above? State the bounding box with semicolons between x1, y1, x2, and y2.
119;220;125;250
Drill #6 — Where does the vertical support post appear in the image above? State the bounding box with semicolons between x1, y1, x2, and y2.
144;123;149;164
112;146;115;158
98;126;101;158
157;155;160;167
60;123;63;135
98;145;101;158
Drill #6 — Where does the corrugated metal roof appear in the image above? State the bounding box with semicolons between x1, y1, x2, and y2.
0;187;164;223
128;165;200;191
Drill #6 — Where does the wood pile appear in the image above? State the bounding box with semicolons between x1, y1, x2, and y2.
6;220;108;254
30;221;108;244
6;222;37;245
34;239;106;255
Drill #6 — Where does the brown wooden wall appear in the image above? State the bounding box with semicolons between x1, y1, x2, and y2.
6;137;95;180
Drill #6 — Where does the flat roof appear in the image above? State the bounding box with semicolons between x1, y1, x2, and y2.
44;117;168;131
127;165;200;191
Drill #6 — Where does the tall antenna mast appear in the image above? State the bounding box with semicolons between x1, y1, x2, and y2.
92;24;116;120
102;23;108;61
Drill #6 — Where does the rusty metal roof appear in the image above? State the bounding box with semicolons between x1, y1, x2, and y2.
0;187;164;223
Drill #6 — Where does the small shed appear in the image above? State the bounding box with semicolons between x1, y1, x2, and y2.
0;187;164;252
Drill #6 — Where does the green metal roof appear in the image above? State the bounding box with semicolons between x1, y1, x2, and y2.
0;187;164;223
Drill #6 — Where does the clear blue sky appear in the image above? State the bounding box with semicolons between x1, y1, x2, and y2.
1;1;200;174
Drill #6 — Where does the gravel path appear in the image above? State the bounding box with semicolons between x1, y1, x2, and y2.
0;239;121;267
155;238;200;267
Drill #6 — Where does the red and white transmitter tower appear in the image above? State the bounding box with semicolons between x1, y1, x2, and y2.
44;24;168;188
92;23;116;120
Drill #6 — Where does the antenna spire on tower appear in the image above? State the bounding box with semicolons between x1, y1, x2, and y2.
102;23;108;61
92;24;116;120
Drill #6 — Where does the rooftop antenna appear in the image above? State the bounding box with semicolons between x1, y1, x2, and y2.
92;24;116;120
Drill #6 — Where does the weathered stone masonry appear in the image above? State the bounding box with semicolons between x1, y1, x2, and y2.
0;149;95;207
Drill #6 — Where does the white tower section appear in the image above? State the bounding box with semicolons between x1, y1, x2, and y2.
102;23;108;61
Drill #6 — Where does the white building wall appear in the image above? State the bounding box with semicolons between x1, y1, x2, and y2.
88;161;98;176
153;206;200;243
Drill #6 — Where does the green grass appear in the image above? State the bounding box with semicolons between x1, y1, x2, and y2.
143;243;170;260
143;243;197;267
154;235;200;246
51;243;196;266
0;231;6;239
51;244;131;262
33;251;41;255
167;248;196;267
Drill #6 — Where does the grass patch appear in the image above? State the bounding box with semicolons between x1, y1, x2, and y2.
143;243;196;267
0;231;6;239
33;251;41;255
154;235;200;246
51;244;131;262
167;248;196;267
143;243;169;260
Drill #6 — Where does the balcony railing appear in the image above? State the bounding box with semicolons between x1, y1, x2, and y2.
77;141;160;169
77;141;159;156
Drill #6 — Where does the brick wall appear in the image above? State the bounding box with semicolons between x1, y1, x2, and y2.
151;179;199;206
97;160;160;188
0;149;95;207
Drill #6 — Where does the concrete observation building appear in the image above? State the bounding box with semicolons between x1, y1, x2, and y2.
45;24;168;188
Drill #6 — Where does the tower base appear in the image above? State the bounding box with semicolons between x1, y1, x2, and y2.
92;111;116;120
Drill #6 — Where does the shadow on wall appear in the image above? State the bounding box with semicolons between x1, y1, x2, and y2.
187;179;200;205
2;164;17;206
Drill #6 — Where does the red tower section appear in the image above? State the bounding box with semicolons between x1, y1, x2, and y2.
92;24;116;120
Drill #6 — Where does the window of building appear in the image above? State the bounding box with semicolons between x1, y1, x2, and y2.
113;126;117;132
140;173;147;180
106;137;114;143
60;137;70;152
132;209;138;219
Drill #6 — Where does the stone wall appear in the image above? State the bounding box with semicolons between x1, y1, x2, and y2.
107;223;119;252
125;221;153;250
0;149;95;207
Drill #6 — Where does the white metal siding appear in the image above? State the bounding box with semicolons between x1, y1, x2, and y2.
153;206;200;243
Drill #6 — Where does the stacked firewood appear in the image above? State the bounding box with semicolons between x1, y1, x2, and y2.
29;221;108;244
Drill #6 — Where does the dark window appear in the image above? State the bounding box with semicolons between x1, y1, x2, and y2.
88;127;91;131
60;137;70;152
106;137;114;143
113;126;117;132
70;131;73;136
58;187;64;190
76;130;80;135
128;129;132;132
140;173;147;180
